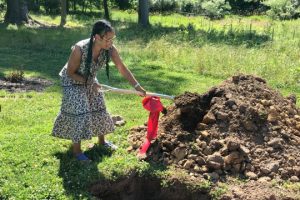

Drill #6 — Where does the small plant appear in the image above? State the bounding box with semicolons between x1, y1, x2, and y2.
5;70;25;83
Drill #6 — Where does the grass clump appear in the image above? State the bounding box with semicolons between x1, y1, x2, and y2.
4;69;25;83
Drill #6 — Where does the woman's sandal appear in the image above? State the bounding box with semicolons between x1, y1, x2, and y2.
76;153;91;162
103;141;118;150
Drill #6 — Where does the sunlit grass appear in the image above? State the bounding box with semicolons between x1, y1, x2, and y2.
0;10;299;199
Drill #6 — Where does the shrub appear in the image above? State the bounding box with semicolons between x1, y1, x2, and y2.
227;0;266;15
201;0;231;19
149;0;180;13
263;0;300;19
181;2;195;13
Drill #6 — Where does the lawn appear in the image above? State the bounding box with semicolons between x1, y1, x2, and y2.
0;10;299;199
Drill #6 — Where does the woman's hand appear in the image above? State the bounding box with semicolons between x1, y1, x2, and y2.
92;82;102;93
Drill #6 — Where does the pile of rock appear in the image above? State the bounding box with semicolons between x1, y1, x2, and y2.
128;75;300;182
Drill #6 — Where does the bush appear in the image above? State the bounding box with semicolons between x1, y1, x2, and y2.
181;1;196;13
201;0;231;19
227;0;266;15
263;0;300;19
150;0;180;13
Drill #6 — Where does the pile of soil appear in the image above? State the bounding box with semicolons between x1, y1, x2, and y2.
128;74;300;182
0;77;53;92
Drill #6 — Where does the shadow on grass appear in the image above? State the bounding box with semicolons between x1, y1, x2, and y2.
54;145;113;199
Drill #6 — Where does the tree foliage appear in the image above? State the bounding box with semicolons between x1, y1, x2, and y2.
263;0;300;19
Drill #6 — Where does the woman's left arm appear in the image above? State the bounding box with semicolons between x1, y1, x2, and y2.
111;45;146;95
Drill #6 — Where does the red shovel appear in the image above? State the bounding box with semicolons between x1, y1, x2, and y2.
138;96;164;158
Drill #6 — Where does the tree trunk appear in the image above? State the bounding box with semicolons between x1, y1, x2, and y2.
73;0;76;11
5;0;29;24
60;0;67;27
138;0;150;27
66;0;70;13
103;0;110;20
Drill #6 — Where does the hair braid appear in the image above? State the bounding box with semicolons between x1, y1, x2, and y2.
84;33;94;82
84;20;114;82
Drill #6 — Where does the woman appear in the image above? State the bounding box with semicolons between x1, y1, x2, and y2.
52;20;146;161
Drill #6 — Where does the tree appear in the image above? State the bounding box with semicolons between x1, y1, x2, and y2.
138;0;149;27
103;0;110;20
60;0;67;27
4;0;29;24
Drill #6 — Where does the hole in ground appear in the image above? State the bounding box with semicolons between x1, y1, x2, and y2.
89;172;210;200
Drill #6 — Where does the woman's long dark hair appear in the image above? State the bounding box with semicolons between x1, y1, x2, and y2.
84;20;114;82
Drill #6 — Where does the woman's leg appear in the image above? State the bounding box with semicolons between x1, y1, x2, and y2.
98;135;105;145
73;142;90;161
73;142;82;155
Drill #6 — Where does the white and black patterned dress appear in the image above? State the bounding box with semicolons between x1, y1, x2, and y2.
52;39;115;143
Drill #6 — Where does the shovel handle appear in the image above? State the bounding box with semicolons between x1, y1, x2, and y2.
99;84;174;100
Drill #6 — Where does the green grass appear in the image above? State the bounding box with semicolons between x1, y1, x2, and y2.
0;10;299;199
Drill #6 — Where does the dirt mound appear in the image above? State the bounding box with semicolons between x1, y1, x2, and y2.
128;75;300;182
0;77;53;92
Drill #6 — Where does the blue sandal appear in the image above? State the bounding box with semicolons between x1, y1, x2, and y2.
103;141;118;150
76;153;90;161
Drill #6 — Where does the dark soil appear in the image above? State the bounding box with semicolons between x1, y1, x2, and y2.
90;172;210;200
125;74;300;200
0;77;53;92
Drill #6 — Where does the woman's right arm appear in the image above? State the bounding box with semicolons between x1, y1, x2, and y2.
66;46;86;83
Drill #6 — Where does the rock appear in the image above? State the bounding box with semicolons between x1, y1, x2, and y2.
239;145;250;155
209;139;223;150
216;111;229;121
203;172;219;181
226;138;240;151
267;138;283;149
296;122;300;131
112;115;125;126
187;154;197;159
203;147;213;156
225;99;236;108
193;165;201;172
224;151;243;165
202;112;216;124
195;157;206;166
290;176;299;182
261;99;271;106
245;171;258;180
268;162;280;173
172;147;187;161
206;153;224;170
127;146;133;152
200;130;210;139
260;167;271;175
243;120;258;131
116;120;126;126
258;176;271;182
268;106;279;122
197;123;208;130
183;159;195;169
293;166;300;176
162;140;174;151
